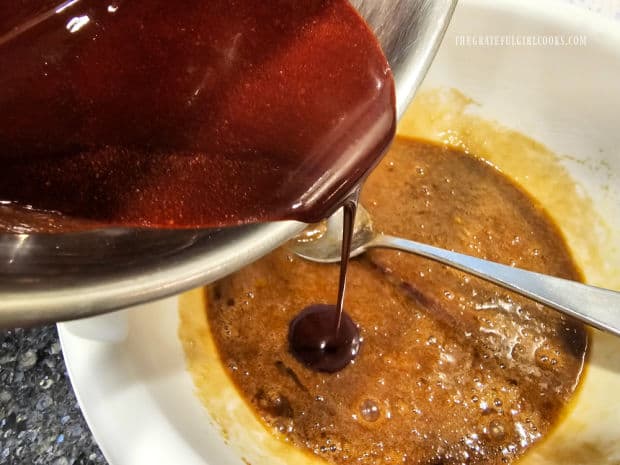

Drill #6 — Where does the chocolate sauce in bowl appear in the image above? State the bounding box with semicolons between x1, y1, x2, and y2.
0;0;396;229
289;304;360;373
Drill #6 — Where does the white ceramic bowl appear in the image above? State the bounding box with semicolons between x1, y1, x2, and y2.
59;1;620;464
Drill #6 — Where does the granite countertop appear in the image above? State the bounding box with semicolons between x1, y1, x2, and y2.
0;1;616;465
0;327;104;465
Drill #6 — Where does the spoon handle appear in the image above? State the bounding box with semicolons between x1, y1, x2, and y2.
370;234;620;336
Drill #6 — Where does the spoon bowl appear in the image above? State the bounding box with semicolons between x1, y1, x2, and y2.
293;206;374;263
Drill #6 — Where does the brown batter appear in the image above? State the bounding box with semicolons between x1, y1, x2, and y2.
205;137;588;465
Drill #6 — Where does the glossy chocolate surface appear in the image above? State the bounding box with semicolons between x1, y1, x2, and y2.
0;0;395;229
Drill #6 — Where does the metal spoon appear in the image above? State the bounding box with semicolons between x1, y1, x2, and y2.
292;205;620;337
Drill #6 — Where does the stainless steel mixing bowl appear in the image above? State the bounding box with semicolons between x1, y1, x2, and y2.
0;0;456;327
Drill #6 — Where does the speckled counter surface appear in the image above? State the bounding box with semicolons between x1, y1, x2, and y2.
0;327;104;465
0;1;616;465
